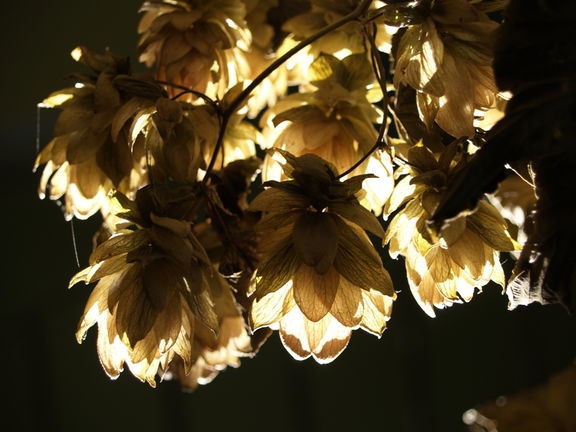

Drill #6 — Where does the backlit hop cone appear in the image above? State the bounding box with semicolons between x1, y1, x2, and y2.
249;150;395;363
384;143;517;317
284;0;392;57
70;187;250;387
261;54;394;215
138;0;251;100
394;0;499;138
165;281;253;390
35;46;164;219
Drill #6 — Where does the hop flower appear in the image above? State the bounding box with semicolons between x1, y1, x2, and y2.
162;275;253;390
384;143;517;316
138;0;251;100
261;54;393;214
283;0;391;57
34;47;165;219
248;151;395;363
70;186;249;386
393;0;499;137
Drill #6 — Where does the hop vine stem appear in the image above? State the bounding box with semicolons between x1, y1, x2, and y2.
202;0;374;184
335;21;391;180
337;118;387;179
155;80;220;111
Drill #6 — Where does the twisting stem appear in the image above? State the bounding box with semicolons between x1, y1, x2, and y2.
337;22;389;180
155;80;219;110
337;118;387;179
365;22;390;135
171;90;191;101
202;115;230;185
202;0;374;183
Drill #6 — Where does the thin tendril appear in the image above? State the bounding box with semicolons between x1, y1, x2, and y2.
337;120;387;179
36;104;42;155
70;218;81;268
337;22;390;180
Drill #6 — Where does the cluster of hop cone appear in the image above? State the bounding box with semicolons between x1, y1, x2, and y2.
36;0;575;390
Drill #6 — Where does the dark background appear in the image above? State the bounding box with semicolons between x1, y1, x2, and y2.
2;2;575;431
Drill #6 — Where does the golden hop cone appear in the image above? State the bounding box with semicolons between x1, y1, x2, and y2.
137;95;259;186
240;0;291;117
248;151;395;363
163;283;253;390
144;97;216;183
35;46;164;219
283;0;392;57
384;143;517;317
261;54;393;215
70;188;248;387
393;0;499;138
138;0;251;101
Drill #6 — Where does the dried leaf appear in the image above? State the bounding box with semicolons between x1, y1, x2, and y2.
279;307;311;360
331;277;363;327
447;229;486;280
249;188;309;213
111;97;152;142
359;289;392;336
408;144;439;172
89;230;150;264
256;242;301;299
304;314;351;364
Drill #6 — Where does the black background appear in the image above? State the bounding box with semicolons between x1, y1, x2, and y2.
2;2;575;431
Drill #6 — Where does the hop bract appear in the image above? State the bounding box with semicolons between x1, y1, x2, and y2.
35;47;164;219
